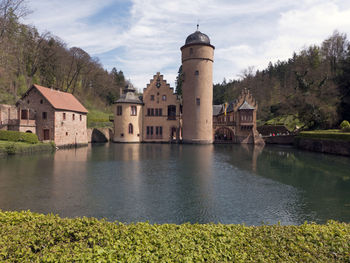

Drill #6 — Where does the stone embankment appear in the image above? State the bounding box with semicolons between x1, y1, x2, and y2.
263;135;295;145
294;137;350;156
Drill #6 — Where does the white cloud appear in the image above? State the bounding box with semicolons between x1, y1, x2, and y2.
23;0;350;89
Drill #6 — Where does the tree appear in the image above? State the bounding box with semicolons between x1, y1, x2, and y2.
175;65;183;96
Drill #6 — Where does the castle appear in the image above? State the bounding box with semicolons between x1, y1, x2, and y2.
113;29;263;145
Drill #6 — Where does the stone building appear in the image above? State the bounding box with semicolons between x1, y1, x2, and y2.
142;73;181;142
1;84;88;147
113;83;143;143
181;29;215;144
112;28;261;144
213;89;264;144
0;104;19;131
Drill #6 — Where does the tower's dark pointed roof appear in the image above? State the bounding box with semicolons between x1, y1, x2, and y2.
185;30;211;45
115;83;143;104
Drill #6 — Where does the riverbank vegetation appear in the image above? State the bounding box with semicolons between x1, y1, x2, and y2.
0;130;54;155
298;130;350;142
0;140;54;155
0;0;125;113
0;210;349;262
212;31;350;131
87;109;113;128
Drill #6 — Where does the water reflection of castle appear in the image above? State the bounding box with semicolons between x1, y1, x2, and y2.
112;29;264;145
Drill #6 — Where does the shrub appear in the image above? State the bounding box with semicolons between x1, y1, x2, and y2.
0;210;349;262
5;143;16;154
0;130;38;144
340;120;350;132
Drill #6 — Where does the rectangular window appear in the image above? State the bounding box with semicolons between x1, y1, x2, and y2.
151;95;155;101
196;98;200;106
147;126;150;135
63;113;66;120
162;95;166;101
80;115;82;121
159;109;162;116
151;108;154;116
156;126;159;135
159;126;162;135
155;108;159;116
42;112;47;119
150;126;153;135
131;106;137;116
72;114;75;121
117;106;122;116
147;108;151;116
21;109;28;120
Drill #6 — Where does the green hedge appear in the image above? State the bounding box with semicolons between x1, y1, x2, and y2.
0;130;38;144
298;130;350;141
0;211;349;262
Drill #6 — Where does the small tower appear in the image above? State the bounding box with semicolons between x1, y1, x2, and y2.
181;27;215;143
113;83;143;142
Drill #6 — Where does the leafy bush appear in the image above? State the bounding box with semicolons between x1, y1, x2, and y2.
340;120;350;132
0;130;38;144
0;210;349;262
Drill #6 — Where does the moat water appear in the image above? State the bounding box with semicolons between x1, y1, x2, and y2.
0;143;349;225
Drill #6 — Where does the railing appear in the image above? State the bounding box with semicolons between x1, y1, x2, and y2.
19;119;36;126
0;119;36;126
213;121;236;126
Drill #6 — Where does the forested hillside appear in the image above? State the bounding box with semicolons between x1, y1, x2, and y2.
213;31;350;130
0;0;125;111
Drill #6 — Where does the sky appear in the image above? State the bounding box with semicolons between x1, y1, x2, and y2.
23;0;350;91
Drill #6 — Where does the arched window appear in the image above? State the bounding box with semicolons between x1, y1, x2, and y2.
128;123;133;134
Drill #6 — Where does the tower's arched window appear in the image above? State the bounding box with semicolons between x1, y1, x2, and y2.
128;123;133;134
195;70;199;76
189;48;193;55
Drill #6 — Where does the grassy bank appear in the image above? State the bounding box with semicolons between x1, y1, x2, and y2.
0;141;54;156
0;211;349;262
298;130;350;142
87;108;113;128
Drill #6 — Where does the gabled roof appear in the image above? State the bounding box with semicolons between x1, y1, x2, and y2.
213;105;223;116
26;85;88;113
238;100;255;110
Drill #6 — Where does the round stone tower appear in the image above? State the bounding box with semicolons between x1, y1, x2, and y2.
181;28;215;144
113;83;143;143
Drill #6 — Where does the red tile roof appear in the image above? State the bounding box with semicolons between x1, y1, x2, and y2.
33;84;88;113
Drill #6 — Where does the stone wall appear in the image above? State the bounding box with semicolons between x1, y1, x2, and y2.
20;88;55;140
264;135;295;145
295;137;350;156
54;111;87;146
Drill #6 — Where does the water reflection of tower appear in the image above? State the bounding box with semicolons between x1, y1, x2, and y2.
178;145;215;223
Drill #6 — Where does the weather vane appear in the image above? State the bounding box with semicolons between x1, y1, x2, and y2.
196;21;199;31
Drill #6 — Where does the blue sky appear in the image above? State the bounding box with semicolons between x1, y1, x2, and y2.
23;0;350;91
